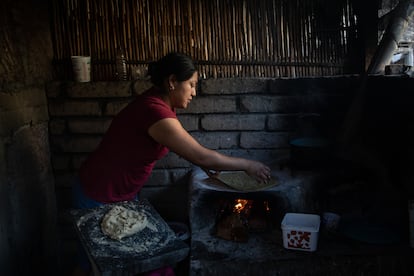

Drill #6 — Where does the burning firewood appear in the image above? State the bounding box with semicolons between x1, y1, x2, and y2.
215;198;271;242
215;212;248;242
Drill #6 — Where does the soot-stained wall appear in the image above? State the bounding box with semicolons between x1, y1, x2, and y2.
0;0;57;275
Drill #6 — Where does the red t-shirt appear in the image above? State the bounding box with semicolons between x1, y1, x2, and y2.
79;87;177;203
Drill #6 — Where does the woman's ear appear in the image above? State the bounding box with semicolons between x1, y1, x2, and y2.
168;74;177;87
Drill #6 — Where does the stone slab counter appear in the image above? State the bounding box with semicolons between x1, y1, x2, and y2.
71;199;189;275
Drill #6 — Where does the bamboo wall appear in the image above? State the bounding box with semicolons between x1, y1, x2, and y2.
50;0;362;80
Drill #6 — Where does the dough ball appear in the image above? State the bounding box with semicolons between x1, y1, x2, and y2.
101;205;148;240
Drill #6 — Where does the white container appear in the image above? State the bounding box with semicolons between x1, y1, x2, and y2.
71;55;91;82
281;213;320;252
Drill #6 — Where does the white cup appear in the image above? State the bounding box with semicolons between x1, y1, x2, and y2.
71;56;91;82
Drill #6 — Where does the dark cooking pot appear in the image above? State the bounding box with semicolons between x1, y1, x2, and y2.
289;137;332;169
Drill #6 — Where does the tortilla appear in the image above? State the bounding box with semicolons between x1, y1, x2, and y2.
216;171;278;191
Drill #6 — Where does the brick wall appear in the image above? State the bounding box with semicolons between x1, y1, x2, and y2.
46;77;358;221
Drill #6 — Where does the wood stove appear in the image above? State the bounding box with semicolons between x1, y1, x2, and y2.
188;167;323;275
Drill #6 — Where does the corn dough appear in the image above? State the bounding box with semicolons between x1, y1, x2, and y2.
101;205;148;240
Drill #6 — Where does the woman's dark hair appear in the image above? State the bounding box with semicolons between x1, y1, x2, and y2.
147;52;196;87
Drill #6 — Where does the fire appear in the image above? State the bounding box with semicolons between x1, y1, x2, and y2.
233;199;251;213
216;198;273;242
233;199;246;212
232;199;271;214
264;201;270;211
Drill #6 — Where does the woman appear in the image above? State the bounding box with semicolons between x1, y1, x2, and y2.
72;52;271;275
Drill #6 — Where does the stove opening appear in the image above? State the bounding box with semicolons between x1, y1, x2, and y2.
214;197;275;242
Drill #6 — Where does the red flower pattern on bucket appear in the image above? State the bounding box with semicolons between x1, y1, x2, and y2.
287;230;311;249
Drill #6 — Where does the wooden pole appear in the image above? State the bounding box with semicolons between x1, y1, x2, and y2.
367;0;414;74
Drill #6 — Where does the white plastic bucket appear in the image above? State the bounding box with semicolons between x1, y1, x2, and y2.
281;213;320;252
71;56;91;82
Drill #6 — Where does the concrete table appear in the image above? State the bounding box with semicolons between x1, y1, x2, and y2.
71;199;189;276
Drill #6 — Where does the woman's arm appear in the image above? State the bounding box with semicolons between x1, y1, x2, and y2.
148;118;271;181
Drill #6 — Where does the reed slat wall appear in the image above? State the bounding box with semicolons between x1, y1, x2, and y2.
51;0;362;80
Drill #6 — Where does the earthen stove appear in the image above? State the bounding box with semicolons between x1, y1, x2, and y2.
189;167;323;275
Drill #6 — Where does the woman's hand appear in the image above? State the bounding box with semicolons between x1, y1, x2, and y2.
245;160;271;183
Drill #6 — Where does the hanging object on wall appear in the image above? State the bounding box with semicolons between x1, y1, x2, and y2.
115;46;128;81
71;55;91;82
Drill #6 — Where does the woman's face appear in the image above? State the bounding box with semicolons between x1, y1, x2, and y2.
169;71;198;109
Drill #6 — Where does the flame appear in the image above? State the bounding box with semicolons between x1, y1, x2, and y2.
264;201;270;211
232;199;271;215
233;199;249;213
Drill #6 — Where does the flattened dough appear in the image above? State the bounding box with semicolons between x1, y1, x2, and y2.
217;171;278;191
101;205;148;240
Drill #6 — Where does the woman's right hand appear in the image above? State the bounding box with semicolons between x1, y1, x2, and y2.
245;160;271;183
